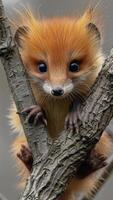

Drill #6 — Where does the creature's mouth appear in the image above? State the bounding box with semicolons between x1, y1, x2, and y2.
51;88;64;97
50;91;71;100
43;81;74;99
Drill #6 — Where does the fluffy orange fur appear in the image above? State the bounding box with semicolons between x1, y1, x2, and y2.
20;9;102;85
14;9;104;138
9;9;113;200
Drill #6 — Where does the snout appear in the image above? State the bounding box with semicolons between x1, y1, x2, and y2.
51;87;64;96
43;80;74;97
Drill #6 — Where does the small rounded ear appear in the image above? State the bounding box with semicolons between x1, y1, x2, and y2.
87;23;101;41
14;26;28;47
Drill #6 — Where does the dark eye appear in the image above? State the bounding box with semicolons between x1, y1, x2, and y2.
69;60;80;72
37;62;47;73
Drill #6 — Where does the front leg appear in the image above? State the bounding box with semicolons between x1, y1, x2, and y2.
17;105;47;126
17;145;33;172
16;105;47;172
76;149;107;179
65;99;82;131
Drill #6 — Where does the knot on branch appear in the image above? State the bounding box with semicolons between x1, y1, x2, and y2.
108;65;113;85
0;37;14;56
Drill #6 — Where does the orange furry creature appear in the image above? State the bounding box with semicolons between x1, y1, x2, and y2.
9;9;113;199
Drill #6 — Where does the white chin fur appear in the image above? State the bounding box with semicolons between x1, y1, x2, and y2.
43;80;74;96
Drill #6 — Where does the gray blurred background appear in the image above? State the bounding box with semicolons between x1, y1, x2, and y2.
1;0;113;199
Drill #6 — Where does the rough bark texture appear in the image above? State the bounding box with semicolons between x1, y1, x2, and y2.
1;0;113;200
0;0;49;161
20;54;113;200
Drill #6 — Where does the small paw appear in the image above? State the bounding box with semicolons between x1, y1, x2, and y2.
76;150;107;179
65;102;81;131
18;105;47;126
17;145;33;172
88;150;107;171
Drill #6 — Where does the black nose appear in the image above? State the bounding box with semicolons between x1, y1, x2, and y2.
51;88;64;96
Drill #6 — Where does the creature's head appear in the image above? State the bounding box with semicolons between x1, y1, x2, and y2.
15;9;104;100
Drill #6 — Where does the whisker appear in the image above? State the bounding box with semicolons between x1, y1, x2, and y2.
72;91;85;101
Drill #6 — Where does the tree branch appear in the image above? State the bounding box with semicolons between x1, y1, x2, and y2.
0;0;49;161
1;0;113;200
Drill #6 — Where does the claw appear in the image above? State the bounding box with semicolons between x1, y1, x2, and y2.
18;105;47;126
26;109;41;124
33;112;43;125
41;117;47;126
65;100;81;132
76;149;107;179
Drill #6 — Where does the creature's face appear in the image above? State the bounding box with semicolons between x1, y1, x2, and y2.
15;10;103;99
